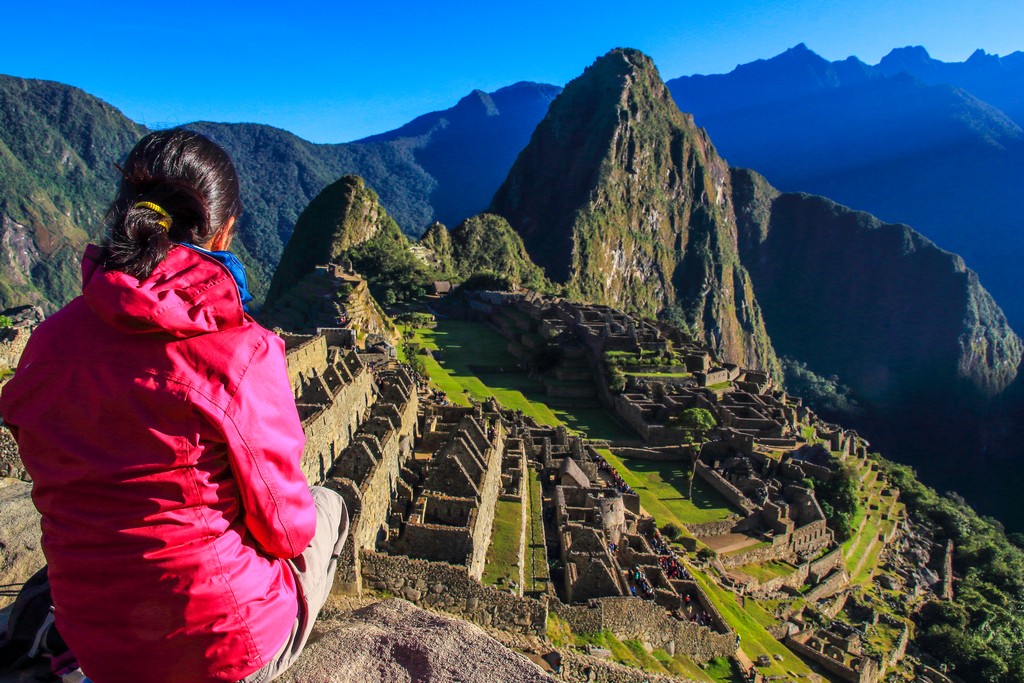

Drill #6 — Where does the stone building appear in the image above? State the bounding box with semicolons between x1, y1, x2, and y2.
392;409;506;580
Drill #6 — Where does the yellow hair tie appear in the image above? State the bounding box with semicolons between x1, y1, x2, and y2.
134;201;173;230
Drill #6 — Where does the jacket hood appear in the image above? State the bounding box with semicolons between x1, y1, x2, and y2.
82;244;245;337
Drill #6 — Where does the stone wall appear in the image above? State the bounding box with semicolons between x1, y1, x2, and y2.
687;520;737;537
749;563;810;596
399;522;475;565
331;368;418;592
809;547;845;583
552;596;734;662
611;445;692;462
282;333;328;394
467;427;506;579
361;551;547;637
298;363;375;485
786;634;880;683
805;569;851;602
790;518;831;555
559;650;685;683
0;328;31;372
695;462;755;515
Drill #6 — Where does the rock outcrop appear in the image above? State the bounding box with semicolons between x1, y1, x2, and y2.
266;176;399;306
280;599;557;683
0;480;43;589
491;48;780;376
418;214;547;289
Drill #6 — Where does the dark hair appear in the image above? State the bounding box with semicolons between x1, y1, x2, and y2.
101;129;243;278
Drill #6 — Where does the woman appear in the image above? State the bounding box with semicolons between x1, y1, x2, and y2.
0;130;347;683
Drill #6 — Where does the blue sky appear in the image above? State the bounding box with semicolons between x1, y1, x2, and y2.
3;0;1022;143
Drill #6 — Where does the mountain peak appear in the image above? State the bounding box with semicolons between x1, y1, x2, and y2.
967;48;996;64
265;175;399;306
878;45;935;72
491;49;781;375
453;89;499;116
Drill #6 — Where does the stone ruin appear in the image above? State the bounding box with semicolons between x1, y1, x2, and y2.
261;262;396;345
389;406;506;580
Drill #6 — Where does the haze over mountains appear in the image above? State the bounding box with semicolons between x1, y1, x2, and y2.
667;43;1024;328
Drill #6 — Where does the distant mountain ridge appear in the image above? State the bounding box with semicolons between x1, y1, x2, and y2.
0;74;559;307
666;44;1024;328
358;82;561;229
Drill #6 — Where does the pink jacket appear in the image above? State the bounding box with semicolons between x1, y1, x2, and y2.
0;244;316;683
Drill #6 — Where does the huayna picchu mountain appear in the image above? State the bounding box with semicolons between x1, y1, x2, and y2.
264;175;398;307
490;48;781;377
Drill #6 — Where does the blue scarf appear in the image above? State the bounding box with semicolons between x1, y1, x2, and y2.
181;244;255;312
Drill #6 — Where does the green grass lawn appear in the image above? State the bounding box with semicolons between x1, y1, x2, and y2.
481;498;523;587
734;561;797;583
413;320;633;441
652;650;720;682
598;449;737;528
703;656;743;683
852;519;895;586
690;567;812;678
625;371;693;378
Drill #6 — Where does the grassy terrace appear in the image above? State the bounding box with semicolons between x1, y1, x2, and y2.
690;567;812;678
412;320;633;441
482;498;523;588
563;626;720;682
842;455;903;586
598;448;736;528
525;467;549;595
733;561;797;583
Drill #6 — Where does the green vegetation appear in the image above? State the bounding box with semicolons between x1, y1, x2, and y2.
0;75;146;309
0;315;11;328
411;320;632;441
546;612;574;648
665;407;717;441
782;358;861;416
877;456;1024;683
733;561;796;583
549;619;718;681
815;462;859;542
482;499;523;588
689;567;811;678
426;214;550;290
347;220;437;304
598;449;736;528
651;650;719;682
702;656;741;683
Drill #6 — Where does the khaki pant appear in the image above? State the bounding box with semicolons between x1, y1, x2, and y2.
240;486;349;683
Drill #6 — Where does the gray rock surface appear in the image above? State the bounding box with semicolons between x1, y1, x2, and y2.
281;599;556;683
0;479;42;593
